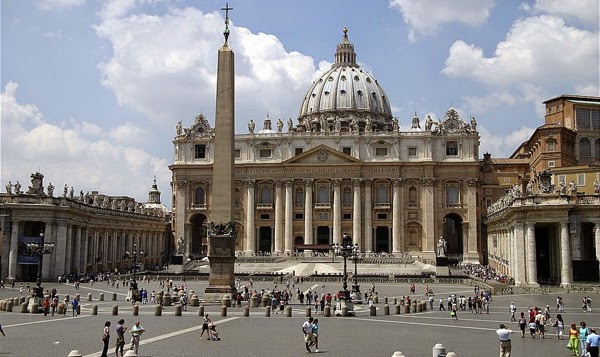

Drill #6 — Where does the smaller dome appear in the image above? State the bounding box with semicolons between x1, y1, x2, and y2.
257;115;276;134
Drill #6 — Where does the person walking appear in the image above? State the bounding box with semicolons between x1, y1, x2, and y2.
553;314;564;340
129;320;145;354
496;323;513;357
310;318;320;353
302;317;315;353
580;322;590;357
115;319;127;357
518;312;527;338
568;323;580;356
509;302;516;322
71;299;79;317
200;313;211;339
587;328;600;357
100;321;111;357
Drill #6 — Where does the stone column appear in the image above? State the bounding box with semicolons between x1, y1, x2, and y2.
422;177;436;254
465;179;479;262
352;179;362;246
42;223;54;280
595;222;600;276
72;226;81;275
526;222;538;286
304;179;314;248
54;221;68;277
392;179;401;254
245;180;255;255
284;180;293;253
363;179;372;252
559;220;572;287
184;224;192;257
332;179;342;245
64;224;73;275
81;227;88;273
274;180;283;254
7;219;20;279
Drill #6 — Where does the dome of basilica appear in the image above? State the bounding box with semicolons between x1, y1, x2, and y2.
297;28;393;132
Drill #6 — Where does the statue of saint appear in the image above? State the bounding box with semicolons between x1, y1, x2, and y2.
176;121;182;136
470;116;477;132
47;182;55;197
69;186;74;199
248;119;255;133
5;182;12;194
14;181;21;194
392;117;399;131
277;118;283;133
436;237;447;257
176;236;185;255
526;181;533;195
425;115;433;131
569;180;577;195
63;184;68;197
287;118;293;132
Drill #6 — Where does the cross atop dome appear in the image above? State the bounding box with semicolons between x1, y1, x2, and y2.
334;26;357;68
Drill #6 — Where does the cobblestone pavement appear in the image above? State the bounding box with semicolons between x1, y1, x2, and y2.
0;277;597;356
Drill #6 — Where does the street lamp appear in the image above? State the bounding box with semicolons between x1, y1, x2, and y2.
332;233;359;316
23;232;55;282
124;243;144;302
352;252;363;302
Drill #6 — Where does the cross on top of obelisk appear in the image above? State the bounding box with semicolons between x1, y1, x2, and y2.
221;2;233;44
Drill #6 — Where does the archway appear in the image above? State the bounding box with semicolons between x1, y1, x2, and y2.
374;226;390;253
535;224;559;284
443;213;463;264
258;226;272;254
191;214;207;257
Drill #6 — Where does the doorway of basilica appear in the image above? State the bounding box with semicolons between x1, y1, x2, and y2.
374;226;390;253
258;227;272;254
443;214;463;263
316;226;330;245
191;214;207;257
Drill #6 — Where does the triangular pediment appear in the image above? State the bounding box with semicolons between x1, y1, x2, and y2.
283;144;362;165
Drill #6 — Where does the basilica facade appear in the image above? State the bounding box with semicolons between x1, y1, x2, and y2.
170;30;482;263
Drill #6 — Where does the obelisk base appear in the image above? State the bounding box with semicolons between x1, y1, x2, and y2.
204;255;236;301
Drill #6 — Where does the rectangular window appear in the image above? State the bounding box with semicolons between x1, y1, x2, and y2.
408;147;417;157
260;213;270;220
342;213;352;220
558;175;566;184
259;149;272;158
234;149;241;158
194;144;206;159
295;147;303;156
548;161;555;167
576;108;591;128
503;177;511;183
377;213;387;220
485;189;492;195
485;178;492;183
342;147;352;156
578;173;585;186
592;109;600;129
375;147;388;156
294;213;303;220
446;141;458;156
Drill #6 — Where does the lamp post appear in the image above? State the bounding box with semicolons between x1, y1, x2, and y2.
332;233;359;316
125;243;144;282
24;232;55;282
352;252;363;302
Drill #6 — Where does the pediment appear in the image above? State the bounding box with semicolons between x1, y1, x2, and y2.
283;144;362;165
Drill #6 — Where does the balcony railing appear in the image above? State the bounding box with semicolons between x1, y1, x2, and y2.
373;202;391;209
314;203;331;209
256;203;273;209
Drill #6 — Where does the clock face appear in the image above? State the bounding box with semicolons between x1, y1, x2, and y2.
446;119;459;133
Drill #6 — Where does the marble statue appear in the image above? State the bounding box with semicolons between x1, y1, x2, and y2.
5;182;12;194
334;117;341;132
176;121;182;136
176;236;185;255
350;117;359;132
287;118;293;132
526;181;533;195
14;181;21;194
248;119;255;133
277;118;283;133
425;115;433;131
69;187;74;199
63;184;68;197
365;116;372;132
569;180;577;195
392;117;399;131
436;237;447;257
47;182;55;197
470;116;477;132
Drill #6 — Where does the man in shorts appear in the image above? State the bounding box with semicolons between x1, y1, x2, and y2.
302;317;314;353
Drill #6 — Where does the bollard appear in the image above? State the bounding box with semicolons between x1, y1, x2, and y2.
432;343;446;357
395;304;401;314
77;305;81;315
261;296;269;308
7;301;13;312
112;305;118;316
19;296;25;305
155;304;162;316
324;305;331;317
123;350;138;357
133;305;139;316
112;293;117;301
75;294;80;301
286;306;292;317
67;350;83;357
198;305;205;317
369;305;376;316
417;301;423;313
20;302;28;313
411;302;417;313
31;303;39;314
403;304;410;314
384;304;389;315
92;305;98;315
393;297;397;305
57;304;64;315
306;306;312;317
190;295;199;307
175;305;182;316
99;293;104;301
250;296;259;308
13;297;19;306
221;305;227;317
87;293;92;301
341;306;348;317
384;296;388;304
0;301;6;311
391;352;405;357
163;293;172;306
446;353;457;357
243;306;250;317
373;293;379;304
222;297;231;307
265;306;271;317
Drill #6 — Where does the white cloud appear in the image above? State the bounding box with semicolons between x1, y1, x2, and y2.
478;125;535;157
389;0;495;42
1;82;170;204
94;5;318;132
37;0;85;11
532;0;599;26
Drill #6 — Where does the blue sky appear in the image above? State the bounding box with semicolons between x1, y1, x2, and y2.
1;0;598;207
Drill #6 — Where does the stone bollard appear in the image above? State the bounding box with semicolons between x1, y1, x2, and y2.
20;302;28;313
19;296;25;305
411;302;417;313
250;296;259;308
87;293;92;301
324;306;331;317
384;296;388;304
286;306;292;317
77;305;81;315
446;353;457;357
112;293;117;301
395;304;401;314
384;304;389;315
243;306;250;317
75;294;80;301
221;305;227;317
306;306;312;317
369;305;376;316
393;297;398;305
31;303;39;314
7;301;13;312
403;304;410;314
261;296;269;308
175;305;182;316
92;305;98;315
112;305;118;315
155;304;162;316
190;295;199;307
198;305;204;317
133;305;139;316
222;297;231;307
341;306;348;317
67;350;83;357
124;350;137;357
432;343;446;357
391;352;405;357
0;300;6;311
99;293;104;301
163;293;172;306
13;297;19;306
417;301;423;313
265;306;271;317
373;293;378;304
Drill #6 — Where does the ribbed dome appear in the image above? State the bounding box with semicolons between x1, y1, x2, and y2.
297;28;393;132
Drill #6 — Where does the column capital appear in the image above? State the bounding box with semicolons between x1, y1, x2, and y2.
274;180;284;187
284;179;294;187
244;179;255;188
421;176;437;187
392;178;404;187
465;178;479;187
363;178;373;186
332;178;342;187
303;178;314;186
352;178;362;187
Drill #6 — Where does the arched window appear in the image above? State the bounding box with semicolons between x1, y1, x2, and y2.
580;137;591;157
595;138;600;160
376;186;388;203
317;186;329;203
408;187;417;206
342;187;352;206
295;188;304;206
447;186;459;206
195;188;205;205
260;186;272;204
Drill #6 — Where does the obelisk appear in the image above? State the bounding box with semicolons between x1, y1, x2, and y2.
204;3;237;301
